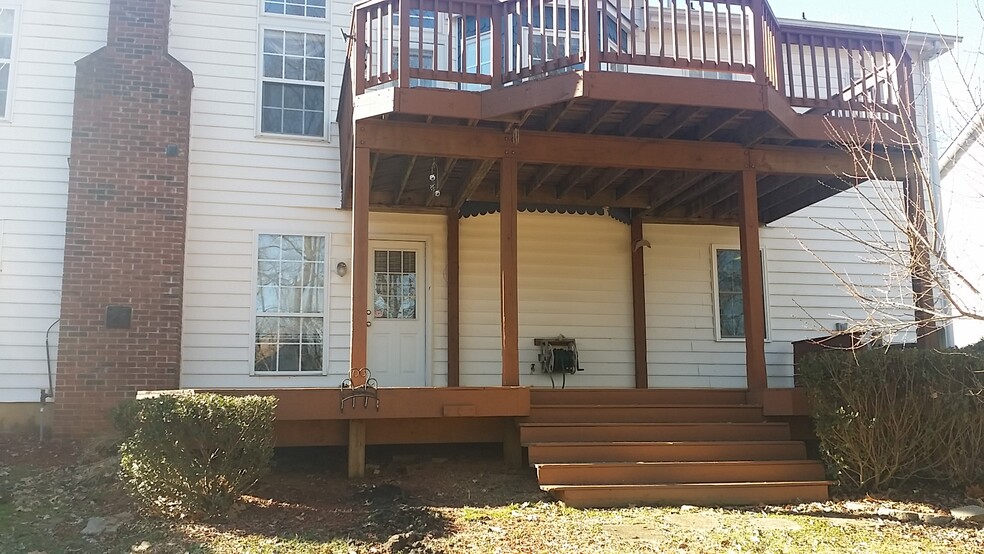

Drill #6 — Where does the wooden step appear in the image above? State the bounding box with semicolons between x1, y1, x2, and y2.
530;388;749;406
527;441;808;464
524;404;764;424
535;460;827;485
542;481;831;508
520;422;790;444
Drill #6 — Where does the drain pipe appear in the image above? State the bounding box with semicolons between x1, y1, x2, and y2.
40;319;59;442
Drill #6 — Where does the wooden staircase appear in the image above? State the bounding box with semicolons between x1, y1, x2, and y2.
521;389;829;508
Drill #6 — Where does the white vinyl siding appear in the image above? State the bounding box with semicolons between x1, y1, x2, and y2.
458;213;635;388
0;0;111;402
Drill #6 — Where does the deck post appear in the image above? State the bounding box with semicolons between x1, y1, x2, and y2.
348;419;367;478
447;209;461;386
750;0;767;85
351;146;371;372
905;175;942;349
630;217;649;389
738;169;768;392
503;420;523;468
500;156;520;386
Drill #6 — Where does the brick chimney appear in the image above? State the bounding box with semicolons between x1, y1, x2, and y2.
56;0;193;436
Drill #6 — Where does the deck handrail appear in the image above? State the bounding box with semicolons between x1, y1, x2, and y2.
351;0;914;122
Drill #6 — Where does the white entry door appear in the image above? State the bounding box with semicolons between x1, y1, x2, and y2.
367;241;427;386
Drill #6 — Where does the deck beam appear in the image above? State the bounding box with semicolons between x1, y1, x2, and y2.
356;119;906;178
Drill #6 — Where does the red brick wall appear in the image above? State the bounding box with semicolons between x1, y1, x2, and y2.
55;0;193;436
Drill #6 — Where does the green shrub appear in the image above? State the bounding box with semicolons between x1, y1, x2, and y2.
115;392;277;519
800;348;984;491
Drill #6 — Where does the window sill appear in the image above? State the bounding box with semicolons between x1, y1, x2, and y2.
255;131;331;144
251;371;328;376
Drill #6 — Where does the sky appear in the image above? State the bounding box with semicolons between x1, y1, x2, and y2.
776;1;984;346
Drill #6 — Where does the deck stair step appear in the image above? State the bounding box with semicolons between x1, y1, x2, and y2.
542;481;832;508
528;440;808;464
520;422;790;444
524;394;829;507
535;460;827;485
524;404;764;423
530;388;749;406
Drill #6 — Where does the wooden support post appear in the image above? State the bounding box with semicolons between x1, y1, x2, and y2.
750;0;767;85
500;157;520;386
348;419;367;478
502;420;523;468
630;217;649;389
447;209;461;386
905;175;942;349
351;146;371;371
738;169;768;392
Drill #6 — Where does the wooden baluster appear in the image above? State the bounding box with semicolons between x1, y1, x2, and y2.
492;2;504;85
809;35;820;104
724;0;734;66
356;7;368;94
712;1;720;65
698;0;706;65
398;0;410;87
586;0;601;70
749;0;764;83
684;0;692;61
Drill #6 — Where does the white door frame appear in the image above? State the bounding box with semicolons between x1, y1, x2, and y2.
367;237;430;386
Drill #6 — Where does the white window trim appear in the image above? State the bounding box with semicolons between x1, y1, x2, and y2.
249;231;331;376
0;5;20;123
255;17;331;142
711;244;771;342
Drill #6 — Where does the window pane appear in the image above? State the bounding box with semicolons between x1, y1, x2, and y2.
306;35;326;58
283;109;303;134
0;37;11;59
0;9;13;34
305;58;325;82
281;235;304;260
261;82;283;108
283;85;304;109
284;56;305;80
263;30;284;54
300;342;323;371
261;107;283;134
277;344;300;372
255;344;277;372
263;54;283;79
284;32;305;56
303;111;324;137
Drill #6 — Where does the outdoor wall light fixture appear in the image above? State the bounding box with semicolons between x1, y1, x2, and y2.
336;261;348;277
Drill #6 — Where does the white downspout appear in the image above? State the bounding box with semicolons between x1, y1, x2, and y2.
922;55;955;348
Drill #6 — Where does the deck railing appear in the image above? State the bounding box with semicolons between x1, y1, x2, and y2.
352;0;913;121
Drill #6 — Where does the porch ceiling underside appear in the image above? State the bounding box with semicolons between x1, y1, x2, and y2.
345;72;911;224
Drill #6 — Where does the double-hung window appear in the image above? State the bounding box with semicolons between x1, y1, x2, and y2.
712;247;769;340
0;7;16;120
254;234;327;373
259;1;328;138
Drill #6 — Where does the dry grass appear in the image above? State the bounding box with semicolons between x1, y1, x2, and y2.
1;438;982;553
